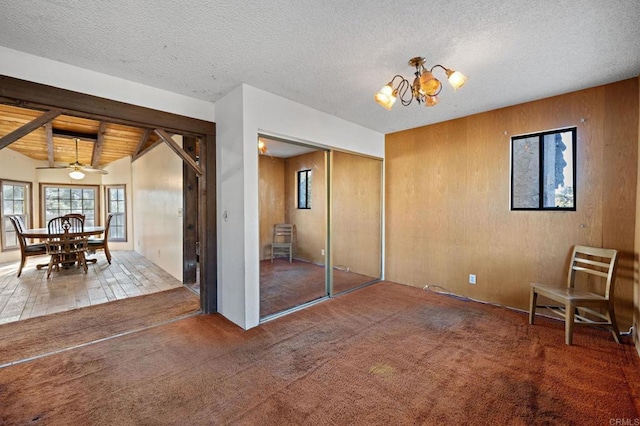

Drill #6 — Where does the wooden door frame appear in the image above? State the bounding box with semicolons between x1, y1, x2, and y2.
0;75;217;313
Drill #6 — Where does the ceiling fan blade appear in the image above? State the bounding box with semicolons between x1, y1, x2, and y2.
81;167;108;174
36;166;70;170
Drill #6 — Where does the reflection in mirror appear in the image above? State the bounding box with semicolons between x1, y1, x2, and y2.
331;151;382;294
258;137;328;318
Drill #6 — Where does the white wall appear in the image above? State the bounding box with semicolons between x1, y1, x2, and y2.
131;139;184;281
103;156;134;251
0;47;214;121
216;84;385;330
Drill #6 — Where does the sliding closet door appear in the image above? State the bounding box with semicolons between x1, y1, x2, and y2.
331;151;382;295
259;140;329;318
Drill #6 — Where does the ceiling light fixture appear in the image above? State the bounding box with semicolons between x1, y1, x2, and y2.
375;57;468;110
69;168;85;180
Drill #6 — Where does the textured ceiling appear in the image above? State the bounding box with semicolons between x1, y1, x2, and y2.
0;0;639;134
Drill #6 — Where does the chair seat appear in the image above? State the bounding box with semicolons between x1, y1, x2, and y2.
87;239;105;246
530;283;608;303
25;243;47;253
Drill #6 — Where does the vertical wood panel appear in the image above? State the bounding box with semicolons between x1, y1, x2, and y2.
182;136;198;284
285;151;326;264
258;156;285;260
386;78;638;328
332;151;382;278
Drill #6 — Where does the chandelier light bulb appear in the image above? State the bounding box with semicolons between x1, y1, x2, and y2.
446;69;468;90
425;95;439;107
419;71;442;97
374;83;397;110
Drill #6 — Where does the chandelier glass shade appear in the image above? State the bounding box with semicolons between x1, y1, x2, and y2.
375;57;467;110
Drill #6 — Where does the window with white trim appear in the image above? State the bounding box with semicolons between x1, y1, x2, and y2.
1;180;31;251
41;184;99;227
106;185;127;241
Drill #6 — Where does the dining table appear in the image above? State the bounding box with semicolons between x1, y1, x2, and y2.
21;226;105;268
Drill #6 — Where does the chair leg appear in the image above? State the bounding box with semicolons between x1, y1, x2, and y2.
288;249;292;263
565;303;575;345
606;307;621;344
104;243;112;264
46;255;57;279
271;245;274;263
529;288;537;325
17;253;26;277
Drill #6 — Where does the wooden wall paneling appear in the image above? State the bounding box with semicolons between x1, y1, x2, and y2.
385;79;638;328
284;151;326;264
331;151;382;278
602;79;639;328
258;155;285;260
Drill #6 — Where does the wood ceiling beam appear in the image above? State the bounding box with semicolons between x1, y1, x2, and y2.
0;108;62;150
91;121;106;168
46;122;54;166
0;75;214;137
154;129;203;177
132;128;152;161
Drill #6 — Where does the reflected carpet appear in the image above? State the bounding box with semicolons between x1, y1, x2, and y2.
260;258;377;317
0;281;638;425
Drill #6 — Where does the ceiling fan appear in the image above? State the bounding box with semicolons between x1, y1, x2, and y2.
36;138;108;179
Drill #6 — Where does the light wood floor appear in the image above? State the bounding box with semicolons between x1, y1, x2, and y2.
0;251;186;325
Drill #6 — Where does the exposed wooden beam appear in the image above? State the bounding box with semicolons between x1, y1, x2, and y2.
0;75;214;137
0;108;62;150
91;121;107;168
132;128;152;161
200;131;217;314
46;122;54;166
183;136;198;285
154;129;203;177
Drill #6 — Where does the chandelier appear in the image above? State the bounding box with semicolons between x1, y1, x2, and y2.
375;57;468;110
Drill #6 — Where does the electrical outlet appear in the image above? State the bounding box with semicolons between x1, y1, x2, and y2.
469;274;476;285
321;249;325;256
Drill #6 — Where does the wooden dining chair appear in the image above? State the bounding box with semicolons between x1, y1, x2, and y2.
88;213;114;264
8;216;47;277
48;215;84;234
45;234;89;278
529;245;620;345
271;223;293;263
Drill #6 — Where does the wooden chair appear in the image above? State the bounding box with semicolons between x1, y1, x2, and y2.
529;245;620;345
88;213;113;264
45;234;89;278
271;223;293;263
47;215;84;234
8;216;47;277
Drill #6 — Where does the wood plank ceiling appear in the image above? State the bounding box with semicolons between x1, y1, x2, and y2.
0;103;162;167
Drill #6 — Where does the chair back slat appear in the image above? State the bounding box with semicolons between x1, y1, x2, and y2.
48;215;84;234
567;245;618;298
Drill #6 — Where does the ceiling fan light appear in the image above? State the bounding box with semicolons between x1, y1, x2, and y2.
375;83;397;110
69;169;85;180
419;71;442;96
445;69;468;90
258;140;267;154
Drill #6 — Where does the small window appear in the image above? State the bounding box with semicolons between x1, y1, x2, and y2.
1;180;31;251
511;127;576;210
297;169;311;209
106;185;127;242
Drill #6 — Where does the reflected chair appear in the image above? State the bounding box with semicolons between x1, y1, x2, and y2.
45;234;89;278
88;213;113;264
529;245;620;345
271;223;293;263
8;216;47;277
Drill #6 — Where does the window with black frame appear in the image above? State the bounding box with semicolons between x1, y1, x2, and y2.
511;127;576;210
297;169;311;209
